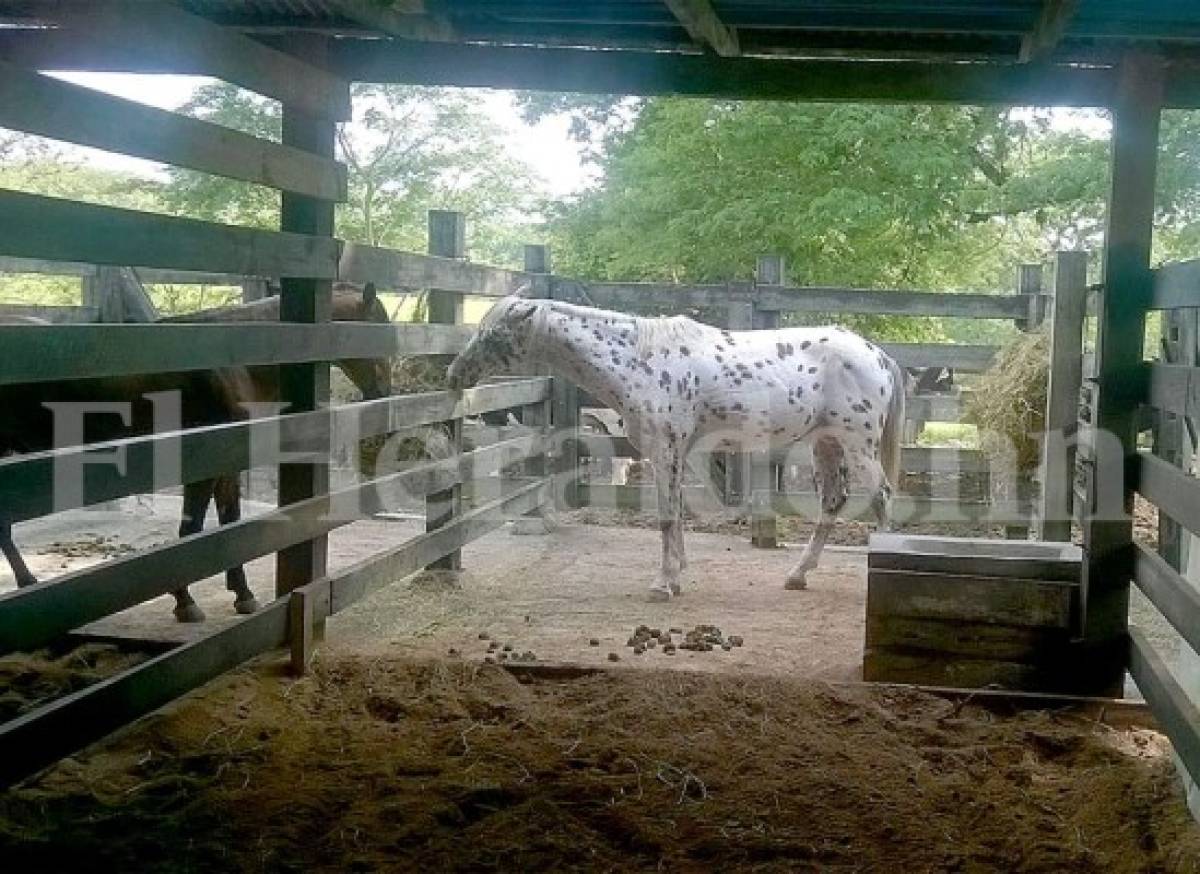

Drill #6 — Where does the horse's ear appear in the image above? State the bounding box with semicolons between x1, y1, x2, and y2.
362;282;378;304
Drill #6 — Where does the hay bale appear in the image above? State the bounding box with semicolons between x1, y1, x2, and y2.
965;331;1048;473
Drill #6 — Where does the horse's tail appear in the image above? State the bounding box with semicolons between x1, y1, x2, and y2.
880;355;906;489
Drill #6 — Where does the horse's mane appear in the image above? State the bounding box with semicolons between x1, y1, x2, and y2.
634;315;707;360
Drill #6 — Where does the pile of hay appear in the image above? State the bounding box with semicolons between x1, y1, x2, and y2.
2;656;1196;872
966;331;1049;472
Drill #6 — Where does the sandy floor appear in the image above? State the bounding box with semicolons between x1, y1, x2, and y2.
2;497;871;679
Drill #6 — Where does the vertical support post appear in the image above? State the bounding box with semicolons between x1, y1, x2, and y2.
550;277;582;509
1006;264;1043;539
1017;262;1046;332
242;278;270;302
1039;251;1089;542
276;38;341;598
426;209;465;569
1081;54;1164;689
512;244;553;534
751;255;784;548
1154;308;1196;568
724;298;754;508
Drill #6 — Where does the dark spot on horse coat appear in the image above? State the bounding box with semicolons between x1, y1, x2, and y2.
800;340;811;350
679;346;690;356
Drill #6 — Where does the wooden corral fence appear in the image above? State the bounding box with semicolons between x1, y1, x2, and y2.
0;33;556;787
1089;257;1200;801
546;255;1082;545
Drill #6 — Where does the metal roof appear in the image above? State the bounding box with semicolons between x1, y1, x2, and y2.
4;1;1200;64
181;1;1200;62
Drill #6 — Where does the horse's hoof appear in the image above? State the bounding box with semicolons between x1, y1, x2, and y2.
646;588;672;603
174;603;207;623
234;596;259;615
784;576;808;591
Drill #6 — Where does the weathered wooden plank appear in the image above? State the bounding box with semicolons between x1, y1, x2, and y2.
330;479;546;612
663;0;739;56
0;190;338;279
0;62;346;200
865;615;1072;661
0;378;550;523
276;80;338;597
1150;259;1200;310
880;343;997;372
0;304;97;323
0;321;471;385
908;393;967;421
11;1;351;120
1040;251;1088;541
1132;542;1200;658
868;533;1082;581
340;242;535;296
576;484;1032;524
583;282;1027;319
1019;0;1079;63
0;435;541;656
1128;628;1200;791
0;598;290;788
1082;55;1164;651
333;41;1120;106
1136;452;1200;539
866;568;1076;628
576;433;989;474
863;648;1065;691
1144;362;1192;418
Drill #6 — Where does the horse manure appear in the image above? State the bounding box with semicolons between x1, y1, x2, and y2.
633;645;645;655
484;656;495;664
663;643;676;654
730;635;744;647
589;638;600;646
478;632;490;640
669;627;683;635
448;648;459;656
608;653;620;662
657;634;671;645
502;644;513;652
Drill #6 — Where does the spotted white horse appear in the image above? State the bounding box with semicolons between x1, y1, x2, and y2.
447;291;906;601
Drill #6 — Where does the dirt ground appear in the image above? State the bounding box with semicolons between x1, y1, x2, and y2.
3;499;1199;871
2;657;1198;873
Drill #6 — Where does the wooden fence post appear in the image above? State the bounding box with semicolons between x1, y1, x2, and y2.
724;298;754;508
1080;54;1164;691
426;209;465;570
276;37;340;599
1154;308;1197;568
751;255;784;548
550;288;582;510
1006;263;1043;539
1017;261;1046;332
1039;251;1088;542
512;243;553;533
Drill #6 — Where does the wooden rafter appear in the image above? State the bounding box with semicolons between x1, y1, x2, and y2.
332;0;454;42
1019;0;1079;63
663;0;739;57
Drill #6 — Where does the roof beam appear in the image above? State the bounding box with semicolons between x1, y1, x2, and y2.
0;1;351;119
333;39;1127;106
331;1;454;42
1019;0;1079;63
663;0;739;57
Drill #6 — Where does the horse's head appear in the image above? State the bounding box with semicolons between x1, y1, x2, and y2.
333;282;393;399
447;289;540;390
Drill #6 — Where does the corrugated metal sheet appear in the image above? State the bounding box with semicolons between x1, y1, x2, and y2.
3;1;1200;59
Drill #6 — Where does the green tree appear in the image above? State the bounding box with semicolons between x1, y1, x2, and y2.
166;82;544;265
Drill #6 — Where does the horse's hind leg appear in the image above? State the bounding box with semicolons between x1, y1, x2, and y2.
648;449;684;601
852;450;894;532
172;480;214;623
786;437;847;590
1;518;37;588
215;476;258;615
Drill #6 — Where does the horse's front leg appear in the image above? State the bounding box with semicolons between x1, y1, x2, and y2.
786;438;847;590
172;479;214;622
214;476;258;614
648;449;683;602
1;518;37;588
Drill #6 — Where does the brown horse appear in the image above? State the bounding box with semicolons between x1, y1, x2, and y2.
0;283;392;621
